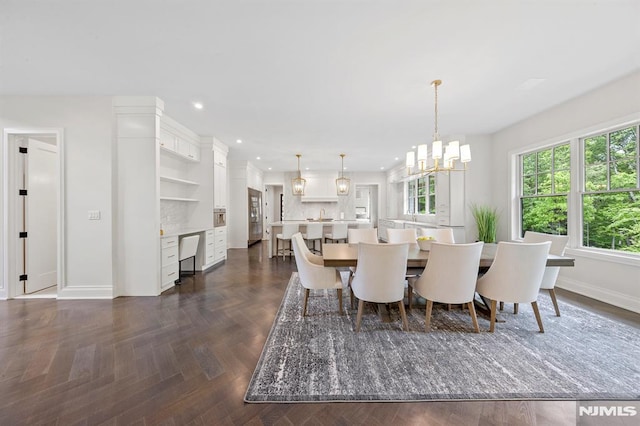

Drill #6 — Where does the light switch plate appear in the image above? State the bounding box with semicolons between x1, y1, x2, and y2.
88;210;101;220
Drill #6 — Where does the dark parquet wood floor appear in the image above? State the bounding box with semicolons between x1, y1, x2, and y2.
1;242;638;425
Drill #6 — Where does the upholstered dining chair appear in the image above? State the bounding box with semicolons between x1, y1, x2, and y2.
291;233;344;316
412;242;484;332
521;231;569;316
276;223;299;261
324;223;348;243
177;235;200;283
302;222;324;254
386;228;420;307
346;227;379;308
476;241;551;333
350;242;410;332
419;227;455;243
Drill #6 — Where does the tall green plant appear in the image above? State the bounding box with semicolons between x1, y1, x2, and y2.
470;204;498;243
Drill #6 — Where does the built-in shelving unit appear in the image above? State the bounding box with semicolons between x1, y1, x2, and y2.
160;146;200;162
160;175;199;186
159;196;199;202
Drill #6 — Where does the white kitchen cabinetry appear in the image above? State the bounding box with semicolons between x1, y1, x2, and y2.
205;229;216;266
436;172;465;227
161;236;179;291
213;148;227;208
214;226;227;261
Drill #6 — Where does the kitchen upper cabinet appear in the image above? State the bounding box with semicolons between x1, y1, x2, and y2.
213;147;227;208
436;172;465;226
160;121;200;163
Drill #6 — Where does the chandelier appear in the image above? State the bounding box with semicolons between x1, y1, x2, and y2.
406;79;471;176
292;154;306;196
336;154;350;196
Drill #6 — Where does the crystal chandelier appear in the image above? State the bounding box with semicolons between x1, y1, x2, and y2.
406;79;471;176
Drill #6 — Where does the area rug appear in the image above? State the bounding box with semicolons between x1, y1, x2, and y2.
245;273;640;402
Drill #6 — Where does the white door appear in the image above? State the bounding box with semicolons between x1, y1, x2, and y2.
25;138;58;294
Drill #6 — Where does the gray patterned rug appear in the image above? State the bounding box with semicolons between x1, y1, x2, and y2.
245;273;640;402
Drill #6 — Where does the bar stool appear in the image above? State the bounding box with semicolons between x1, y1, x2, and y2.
324;223;348;243
302;222;324;254
276;223;299;261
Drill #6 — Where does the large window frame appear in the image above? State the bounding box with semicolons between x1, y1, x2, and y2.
513;119;640;258
405;175;436;215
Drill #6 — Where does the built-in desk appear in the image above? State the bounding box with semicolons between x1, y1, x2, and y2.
160;227;226;291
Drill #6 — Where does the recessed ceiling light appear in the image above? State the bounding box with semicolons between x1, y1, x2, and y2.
394;157;399;161
305;167;309;170
411;145;416;149
380;166;385;170
256;156;261;160
268;167;272;170
236;139;242;144
193;102;204;110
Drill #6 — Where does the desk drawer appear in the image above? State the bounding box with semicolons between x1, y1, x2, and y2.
161;264;179;284
161;236;179;249
161;245;179;266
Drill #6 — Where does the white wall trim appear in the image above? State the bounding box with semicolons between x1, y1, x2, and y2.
57;286;114;299
557;276;640;314
2;128;65;300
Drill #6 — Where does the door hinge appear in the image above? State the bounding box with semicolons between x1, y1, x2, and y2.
19;147;28;154
19;274;27;281
19;232;27;238
19;189;27;196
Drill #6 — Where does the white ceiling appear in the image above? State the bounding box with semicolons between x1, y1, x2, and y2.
1;0;639;172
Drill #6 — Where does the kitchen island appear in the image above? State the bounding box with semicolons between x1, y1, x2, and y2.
267;220;370;258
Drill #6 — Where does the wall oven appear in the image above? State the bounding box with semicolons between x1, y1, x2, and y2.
214;209;226;227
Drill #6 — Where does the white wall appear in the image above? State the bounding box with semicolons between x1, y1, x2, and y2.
490;70;640;313
0;96;114;298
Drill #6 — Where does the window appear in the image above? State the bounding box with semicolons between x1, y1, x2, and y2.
520;143;570;236
406;175;436;215
582;125;639;253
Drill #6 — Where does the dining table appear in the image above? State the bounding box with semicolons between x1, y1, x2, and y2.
321;242;575;321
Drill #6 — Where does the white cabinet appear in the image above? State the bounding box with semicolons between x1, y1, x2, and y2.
161;236;179;291
436;172;465;227
159;129;200;163
204;229;216;266
213;149;227;208
214;226;227;261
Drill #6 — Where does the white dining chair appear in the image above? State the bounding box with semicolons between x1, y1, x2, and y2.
521;231;569;316
350;242;410;332
412;242;484;332
386;228;420;307
276;223;299;261
291;232;344;316
324;223;348;243
346;228;379;308
419;227;455;243
302;222;324;254
178;235;200;283
476;241;551;333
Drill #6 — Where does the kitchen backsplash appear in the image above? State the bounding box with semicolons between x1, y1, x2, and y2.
160;200;189;233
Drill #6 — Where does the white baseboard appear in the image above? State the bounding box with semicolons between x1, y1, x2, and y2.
57;286;114;299
556;277;640;314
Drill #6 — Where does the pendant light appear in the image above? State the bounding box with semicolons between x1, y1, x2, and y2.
291;154;306;196
336;153;350;196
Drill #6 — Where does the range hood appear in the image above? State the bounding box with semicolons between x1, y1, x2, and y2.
299;172;340;203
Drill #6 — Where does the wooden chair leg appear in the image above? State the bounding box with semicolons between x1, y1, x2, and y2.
548;289;561;316
514;302;519;315
531;301;544;333
407;283;413;310
337;288;343;315
468;301;480;333
489;299;497;333
499;301;504;311
398;301;408;331
303;288;310;316
446;304;451;311
355;299;365;332
425;300;433;332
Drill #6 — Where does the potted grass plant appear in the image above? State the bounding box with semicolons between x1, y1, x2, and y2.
470;204;498;243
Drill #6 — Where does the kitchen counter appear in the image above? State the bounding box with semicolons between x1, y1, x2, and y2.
161;227;212;238
267;220;370;258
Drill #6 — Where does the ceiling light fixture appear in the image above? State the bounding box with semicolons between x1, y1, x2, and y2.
405;79;471;176
292;154;306;196
193;102;204;110
336;154;350;196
